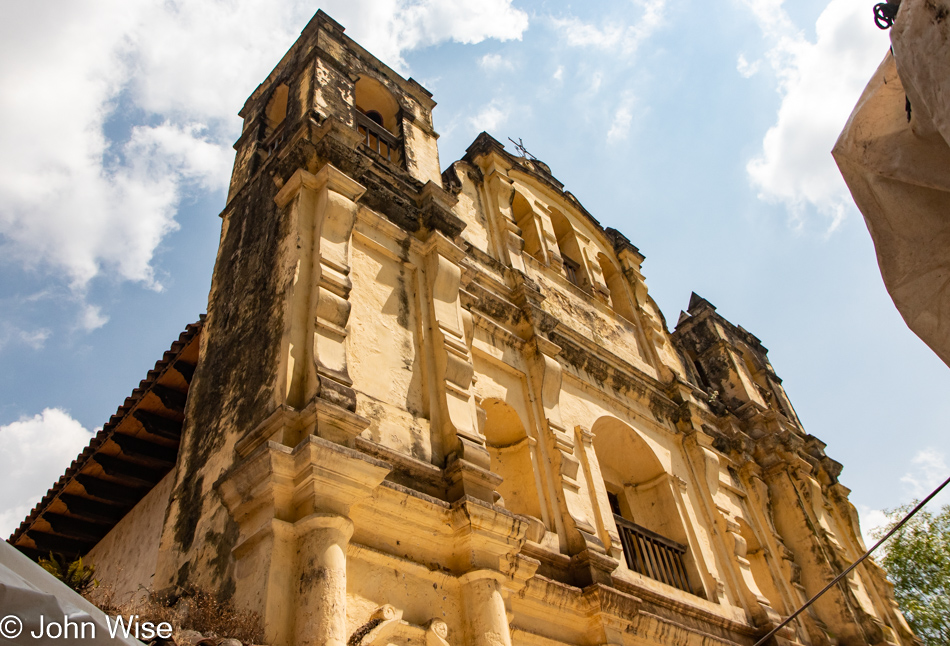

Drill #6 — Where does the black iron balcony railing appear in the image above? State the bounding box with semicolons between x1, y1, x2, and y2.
614;515;691;592
355;111;401;164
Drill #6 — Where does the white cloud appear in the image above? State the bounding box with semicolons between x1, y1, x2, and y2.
590;71;604;94
469;100;510;133
606;89;639;142
737;54;761;78
0;0;529;329
0;409;94;539
608;104;634;141
553;65;564;82
554;19;626;49
552;0;667;57
80;304;109;332
857;448;949;549
386;0;528;66
900;448;949;501
741;0;890;230
19;329;52;350
857;504;889;548
0;325;52;351
479;53;515;72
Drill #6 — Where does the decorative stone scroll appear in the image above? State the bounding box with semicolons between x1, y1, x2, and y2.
348;605;452;646
756;446;893;644
422;231;499;502
526;336;600;556
274;164;365;416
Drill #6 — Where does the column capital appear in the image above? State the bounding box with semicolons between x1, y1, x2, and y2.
275;164;366;207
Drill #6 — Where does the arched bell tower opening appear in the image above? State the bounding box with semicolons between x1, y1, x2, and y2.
354;75;403;165
596;252;636;321
549;208;589;289
512;191;545;263
264;84;289;136
256;82;290;162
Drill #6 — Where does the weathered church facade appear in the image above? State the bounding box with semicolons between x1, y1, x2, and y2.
10;11;917;646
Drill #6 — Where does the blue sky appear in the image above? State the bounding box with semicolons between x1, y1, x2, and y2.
1;0;948;540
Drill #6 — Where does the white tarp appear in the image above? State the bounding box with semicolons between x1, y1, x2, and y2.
833;0;950;369
0;541;143;645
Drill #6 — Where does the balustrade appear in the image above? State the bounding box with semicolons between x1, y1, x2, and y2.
614;514;691;592
355;110;401;164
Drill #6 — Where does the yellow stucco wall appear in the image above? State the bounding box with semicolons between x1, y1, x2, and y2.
86;469;176;604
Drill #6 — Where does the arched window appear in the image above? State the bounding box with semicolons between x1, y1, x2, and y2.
512;191;545;262
597;252;636;320
260;83;289;157
264;84;289;135
592;417;698;594
479;399;547;527
548;208;588;288
364;110;384;126
354;76;402;164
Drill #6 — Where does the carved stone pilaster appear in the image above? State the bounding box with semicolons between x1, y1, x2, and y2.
757;452;892;645
612;245;680;381
576;424;623;563
274;164;365;417
527;336;600;554
422;232;498;502
459;570;514;646
738;458;812;642
490;176;528;274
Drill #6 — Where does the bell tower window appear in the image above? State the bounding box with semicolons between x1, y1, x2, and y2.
354;76;403;166
563;257;580;286
549;208;589;289
365;110;384;126
261;83;289;157
607;490;623;517
512;191;545;262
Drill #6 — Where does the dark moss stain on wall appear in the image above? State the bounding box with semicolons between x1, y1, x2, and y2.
395;236;412;330
408;417;428;462
170;162;294;581
205;511;240;602
173;473;205;553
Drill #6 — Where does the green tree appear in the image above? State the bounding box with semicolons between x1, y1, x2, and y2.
872;503;950;645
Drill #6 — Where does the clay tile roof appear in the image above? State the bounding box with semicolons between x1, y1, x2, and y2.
6;317;204;560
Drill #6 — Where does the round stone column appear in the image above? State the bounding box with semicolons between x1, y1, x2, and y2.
459;570;512;646
294;513;354;646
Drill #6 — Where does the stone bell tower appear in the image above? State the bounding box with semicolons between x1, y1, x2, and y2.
151;11;518;646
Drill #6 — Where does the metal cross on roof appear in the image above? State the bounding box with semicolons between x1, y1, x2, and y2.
508;137;538;161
